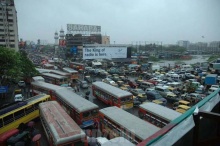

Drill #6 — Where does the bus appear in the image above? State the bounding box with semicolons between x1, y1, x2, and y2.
69;62;84;71
0;101;27;116
41;72;68;85
39;101;88;146
31;81;63;100
31;81;99;128
49;70;72;82
92;82;134;110
99;106;160;144
0;94;50;134
138;102;181;128
102;137;135;146
62;67;79;80
55;88;99;128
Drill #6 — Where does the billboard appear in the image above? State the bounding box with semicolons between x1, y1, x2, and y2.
67;24;101;33
83;47;127;59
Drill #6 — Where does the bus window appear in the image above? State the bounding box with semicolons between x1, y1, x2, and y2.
0;119;3;128
91;109;98;116
25;106;35;114
83;112;91;118
3;114;14;125
14;109;25;120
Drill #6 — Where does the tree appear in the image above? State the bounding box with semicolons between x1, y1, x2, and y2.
19;50;39;80
0;47;22;85
0;47;39;85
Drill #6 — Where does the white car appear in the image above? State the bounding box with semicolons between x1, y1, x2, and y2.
18;81;26;87
211;85;219;88
14;94;24;102
208;87;218;95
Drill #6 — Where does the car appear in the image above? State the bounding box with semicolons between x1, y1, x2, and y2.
146;91;167;105
18;81;26;87
133;97;142;107
129;88;146;96
84;76;92;83
14;94;24;102
128;80;138;88
80;81;89;89
102;78;113;84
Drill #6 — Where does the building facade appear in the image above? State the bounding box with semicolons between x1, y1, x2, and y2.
177;40;190;49
0;0;18;51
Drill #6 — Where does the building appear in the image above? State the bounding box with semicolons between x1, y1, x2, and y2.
208;41;220;53
0;0;18;51
102;35;110;45
177;40;190;49
54;31;59;45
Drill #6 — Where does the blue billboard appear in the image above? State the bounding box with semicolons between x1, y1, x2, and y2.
0;86;8;93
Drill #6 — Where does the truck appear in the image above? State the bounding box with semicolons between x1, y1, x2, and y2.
208;63;220;74
205;74;218;86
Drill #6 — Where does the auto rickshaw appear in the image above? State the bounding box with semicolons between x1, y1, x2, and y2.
152;100;163;105
176;105;191;114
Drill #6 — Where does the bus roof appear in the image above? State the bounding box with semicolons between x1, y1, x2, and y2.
92;82;133;98
99;106;160;140
50;70;71;76
102;137;135;146
36;68;52;73
139;102;181;122
63;67;78;73
41;73;67;79
31;81;63;91
39;101;86;145
56;88;99;112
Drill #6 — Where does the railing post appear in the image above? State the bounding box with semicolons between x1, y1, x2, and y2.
193;112;200;146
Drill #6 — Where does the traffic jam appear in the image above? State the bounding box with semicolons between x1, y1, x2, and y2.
1;56;219;146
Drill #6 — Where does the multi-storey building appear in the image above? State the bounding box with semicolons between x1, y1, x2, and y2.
177;40;190;49
0;0;18;51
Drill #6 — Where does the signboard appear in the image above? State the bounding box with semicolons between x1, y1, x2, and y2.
83;47;127;59
70;47;78;54
67;24;101;33
0;86;8;93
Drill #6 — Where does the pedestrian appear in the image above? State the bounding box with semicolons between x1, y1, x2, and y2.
73;85;77;92
77;83;80;92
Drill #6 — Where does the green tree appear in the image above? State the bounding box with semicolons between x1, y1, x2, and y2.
0;47;39;85
0;47;22;85
19;50;39;79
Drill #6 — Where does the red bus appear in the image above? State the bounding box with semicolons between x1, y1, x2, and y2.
31;81;99;128
39;101;88;146
92;82;134;110
49;70;72;82
31;81;63;100
62;67;79;80
41;73;68;85
69;62;84;71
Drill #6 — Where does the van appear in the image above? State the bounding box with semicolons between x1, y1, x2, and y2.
208;87;218;94
181;65;193;72
154;86;174;98
140;82;154;91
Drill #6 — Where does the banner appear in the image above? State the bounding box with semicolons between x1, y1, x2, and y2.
83;47;127;59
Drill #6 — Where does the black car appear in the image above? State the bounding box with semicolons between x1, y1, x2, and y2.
133;98;142;107
146;91;167;106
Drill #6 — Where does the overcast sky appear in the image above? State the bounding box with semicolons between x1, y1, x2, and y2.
15;0;220;44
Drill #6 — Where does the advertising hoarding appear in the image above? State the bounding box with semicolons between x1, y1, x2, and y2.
83;47;127;59
67;24;101;33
